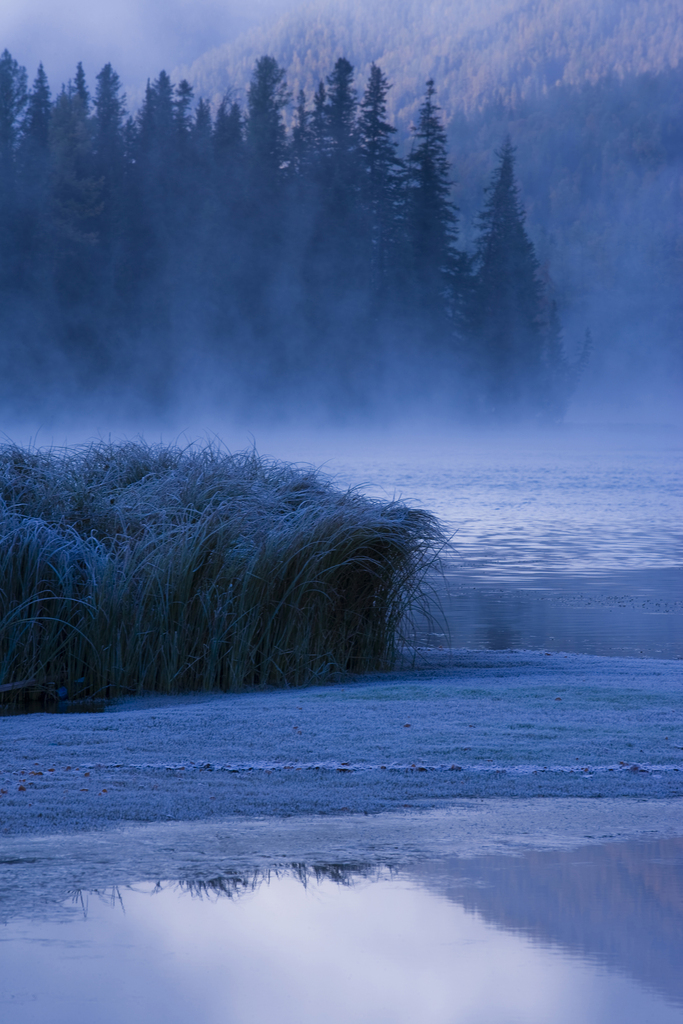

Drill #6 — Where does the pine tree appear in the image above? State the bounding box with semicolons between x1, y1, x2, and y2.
88;63;127;293
325;58;357;161
46;81;105;358
174;80;194;140
245;56;289;180
14;64;53;293
22;64;51;156
310;81;328;161
316;58;365;291
358;63;402;295
323;58;361;205
92;65;126;189
0;50;27;187
213;96;243;202
403;79;460;321
49;85;100;250
136;71;176;165
471;137;547;414
214;97;242;158
290;89;312;176
74;62;90;112
211;95;246;331
192;98;213;161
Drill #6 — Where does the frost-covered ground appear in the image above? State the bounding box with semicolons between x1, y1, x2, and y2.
2;650;681;836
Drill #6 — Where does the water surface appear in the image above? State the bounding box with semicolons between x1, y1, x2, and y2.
2;836;681;1023
257;425;683;657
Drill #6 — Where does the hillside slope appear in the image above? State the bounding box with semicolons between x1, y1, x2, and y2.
179;0;683;126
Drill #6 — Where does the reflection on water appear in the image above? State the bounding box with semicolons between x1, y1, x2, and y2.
409;838;683;1011
419;567;683;659
263;427;683;659
1;838;681;1023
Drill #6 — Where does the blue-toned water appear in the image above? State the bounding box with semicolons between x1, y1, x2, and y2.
252;424;683;657
1;837;681;1024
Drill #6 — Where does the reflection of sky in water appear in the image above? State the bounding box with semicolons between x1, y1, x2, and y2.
254;426;683;577
2;840;682;1024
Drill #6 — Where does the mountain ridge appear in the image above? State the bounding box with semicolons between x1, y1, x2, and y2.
176;0;683;127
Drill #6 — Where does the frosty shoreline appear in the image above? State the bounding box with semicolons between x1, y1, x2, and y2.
2;649;681;838
1;647;682;914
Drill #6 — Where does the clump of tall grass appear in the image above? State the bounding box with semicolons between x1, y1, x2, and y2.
0;440;445;699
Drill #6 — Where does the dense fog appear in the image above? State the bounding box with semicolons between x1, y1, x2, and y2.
0;0;680;433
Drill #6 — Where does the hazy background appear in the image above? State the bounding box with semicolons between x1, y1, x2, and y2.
0;0;304;104
1;0;681;430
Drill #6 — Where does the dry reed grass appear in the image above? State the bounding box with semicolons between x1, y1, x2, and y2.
0;440;445;699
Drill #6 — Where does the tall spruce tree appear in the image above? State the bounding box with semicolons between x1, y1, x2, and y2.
14;64;52;294
245;56;289;181
92;64;126;246
358;63;402;296
48;78;104;360
192;98;212;162
242;58;291;334
18;63;51;208
471;138;547;415
0;50;27;191
323;58;361;206
74;62;90;112
22;64;51;157
319;58;365;293
404;79;460;323
213;96;243;204
214;97;243;157
310;81;328;160
325;59;357;161
290;89;312;176
174;80;194;142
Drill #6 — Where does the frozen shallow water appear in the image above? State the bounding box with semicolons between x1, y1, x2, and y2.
2;836;681;1024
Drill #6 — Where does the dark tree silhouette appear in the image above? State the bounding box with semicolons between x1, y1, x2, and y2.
22;63;51;156
471;137;548;415
74;62;89;111
404;80;461;321
0;50;27;187
358;63;403;296
246;56;289;180
0;50;576;421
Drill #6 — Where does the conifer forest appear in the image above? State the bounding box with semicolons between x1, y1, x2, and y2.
1;50;588;421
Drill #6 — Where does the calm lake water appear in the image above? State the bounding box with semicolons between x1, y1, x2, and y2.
257;424;683;658
1;837;681;1024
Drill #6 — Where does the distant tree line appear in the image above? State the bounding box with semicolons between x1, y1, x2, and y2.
0;49;583;420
